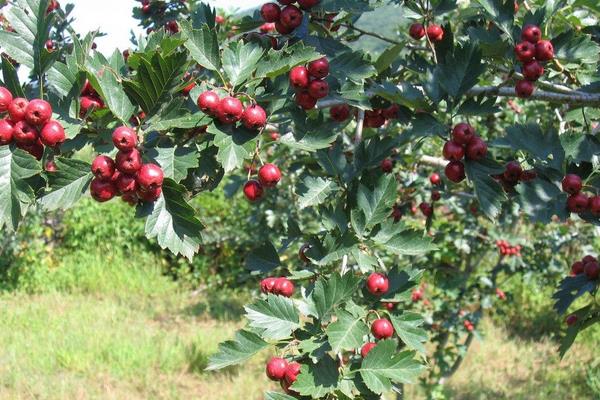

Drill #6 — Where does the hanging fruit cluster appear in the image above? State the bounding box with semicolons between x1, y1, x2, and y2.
495;240;522;257
514;24;554;98
443;123;488;183
289;57;330;110
260;0;320;36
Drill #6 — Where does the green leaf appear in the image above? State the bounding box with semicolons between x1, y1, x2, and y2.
505;124;564;169
400;114;447;142
329;50;376;83
356;174;397;231
371;81;429;110
206;329;269;370
2;56;25;97
464;157;507;219
390;313;428;355
245;241;281;273
552;274;596;315
245;294;300;340
208;123;256;173
291;355;339;397
146;98;211;131
374;229;437;256
39;158;92;211
553;30;600;64
516;179;567;223
374;44;403;74
560;132;600;163
475;0;515;38
297;176;338;209
264;392;297;400
137;178;204;260
310;272;361;320
0;146;41;231
146;146;199;183
222;41;264;87
326;310;369;353
436;43;485;99
255;42;321;79
180;21;221;72
359;340;425;394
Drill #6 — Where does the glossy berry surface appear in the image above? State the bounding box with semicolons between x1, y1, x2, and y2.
371;319;394;339
243;179;264;201
137;164;164;189
366;273;389;296
112;126;138;151
258;163;282;188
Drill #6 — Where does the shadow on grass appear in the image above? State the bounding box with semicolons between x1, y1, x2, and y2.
182;290;248;322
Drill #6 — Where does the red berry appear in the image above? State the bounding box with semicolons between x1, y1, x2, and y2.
465;136;488;161
364;110;385;128
380;158;393;173
452;123;476;145
215;15;225;24
45;160;57;172
115;149;143;174
182;81;196;95
284;362;301;385
0;86;13;112
8;98;28;123
259;22;276;33
295;90;317;110
366;273;389;296
330;104;350;122
561;174;582;194
582;255;597;264
217;97;244;124
39;120;65;147
277;0;295;4
426;24;444;42
0;118;14;145
430;173;441;185
13;120;38;144
243;179;263;201
289;66;310;89
515;80;534;98
409;23;425;40
383;302;396;311
297;0;319;9
443;141;465;161
411;288;423;302
80;96;104;115
280;5;303;29
17;139;44;160
584;261;599;280
565;314;577;326
137;186;162;202
521;24;541;44
115;173;138;194
371;319;394;339
522;61;544;81
242;104;267;130
261;3;281;22
90;178;117;202
432;190;441;201
137;163;164;189
520;169;537;182
514;41;536;63
260;277;277;293
275;21;294;35
419;202;433;217
391;205;402;222
504;161;523;182
112;126;138;151
567;193;589;213
273;277;295;297
91;155;115;179
258;163;281;188
308;79;329;99
266;357;288;381
381;104;400;120
360;342;377;358
25;99;53;126
445;161;465;183
535;40;554;62
589;196;600;216
307;57;329;79
197;91;221;116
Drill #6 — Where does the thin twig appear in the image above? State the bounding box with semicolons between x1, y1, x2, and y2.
354;109;365;144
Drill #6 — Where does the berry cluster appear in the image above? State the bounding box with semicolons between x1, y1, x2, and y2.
408;22;444;42
260;276;295;297
243;163;282;202
363;104;401;128
265;357;301;395
289;57;330;110
513;24;554;98
366;272;389;296
329;103;351;122
260;0;320;36
90;126;164;204
80;80;105;117
411;287;424;302
562;174;600;215
495;239;522;257
197;90;267;129
463;319;474;332
570;254;599;280
0;86;65;159
46;0;60;13
493;161;536;192
443;122;488;183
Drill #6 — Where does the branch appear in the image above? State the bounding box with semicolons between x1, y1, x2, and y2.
467;86;600;107
354;109;365;144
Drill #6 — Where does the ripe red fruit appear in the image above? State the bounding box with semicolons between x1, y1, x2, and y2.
115;149;143;174
297;0;319;9
90;178;117;202
366;273;389;296
261;3;281;22
284;362;301;385
80;96;104;114
91;155;116;180
18;139;44;160
280;5;303;29
452;123;476;145
496;288;506;300
0;86;13;112
570;261;584;275
277;0;295;4
112;126;138;151
261;277;277;293
520;169;537;181
582;255;597;264
465;136;488;161
567;193;589;213
0;119;14;145
137;186;162;202
364;110;386;128
419;202;433;217
432;190;441;201
589;196;600;216
464;320;474;331
565;314;578;326
330;104;350;122
137;163;164;189
258;163;282;188
371;319;394;339
259;22;276;33
243;179;264;201
295;90;317;110
411;288;423;302
275;21;294;35
381;104;400;120
242;104;267;130
504;161;523;182
383;302;396;311
45;39;56;51
380;158;393;173
360;342;377;358
182;81;196;95
430;173;441;185
274;277;295;297
308;79;329;99
270;131;280;141
514;41;536;63
217;96;244;124
39;120;65;147
443;140;465;161
561;174;582;194
409;23;425;40
391;205;402;222
290;66;310;89
522;61;544;81
266;357;288;381
515;80;534;98
45;160;57;172
426;24;444;42
115;173;138;193
307;57;329;79
535;40;554;62
521;24;541;44
215;15;225;24
445;161;465;183
8;98;28;122
584;261;599;280
197;91;221;116
13;120;38;144
25;99;53;126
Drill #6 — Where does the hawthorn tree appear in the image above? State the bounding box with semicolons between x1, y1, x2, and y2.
0;0;599;398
